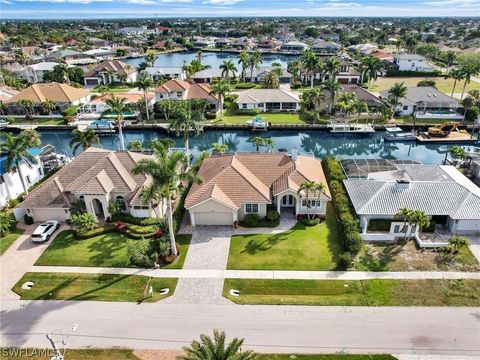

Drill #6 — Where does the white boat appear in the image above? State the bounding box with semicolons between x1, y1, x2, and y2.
330;121;375;134
245;116;269;131
384;127;416;141
87;120;116;135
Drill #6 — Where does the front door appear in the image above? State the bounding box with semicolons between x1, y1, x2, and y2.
282;195;294;207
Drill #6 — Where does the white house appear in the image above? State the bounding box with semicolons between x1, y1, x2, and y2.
393;54;435;72
236;89;300;112
19;62;59;83
155;79;219;111
143;67;186;81
311;40;341;56
0;150;44;207
83;60;137;86
76;92;155;117
185;151;331;226
19;147;166;222
281;41;308;53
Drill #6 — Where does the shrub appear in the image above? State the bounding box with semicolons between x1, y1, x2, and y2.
343;232;363;255
417;79;437;88
243;213;261;227
266;210;280;222
127;239;155;267
77;225;115;239
337;253;354;270
0;211;16;235
111;213;159;226
385;69;441;77
108;200;126;217
235;109;261;116
301;218;320;226
234;82;257;89
204;112;217;120
69;212;98;231
465;106;479;123
62;105;78;117
24;214;34;225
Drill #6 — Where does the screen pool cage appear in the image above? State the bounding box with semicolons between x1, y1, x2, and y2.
340;159;422;179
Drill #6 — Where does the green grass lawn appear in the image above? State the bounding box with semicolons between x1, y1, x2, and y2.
227;205;342;270
8;117;65;126
93;85;136;93
370;77;480;94
35;230;191;269
13;272;177;302
259;355;397;360
0;228;25;256
1;349;141;360
224;279;480;306
215;113;308;125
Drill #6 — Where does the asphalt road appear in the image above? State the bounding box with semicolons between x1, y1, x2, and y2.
1;300;479;356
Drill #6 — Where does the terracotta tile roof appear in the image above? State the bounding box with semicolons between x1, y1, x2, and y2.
85;60;136;77
185;153;330;209
155;79;218;102
5;82;90;104
91;92;154;104
155;79;190;92
20;147;153;209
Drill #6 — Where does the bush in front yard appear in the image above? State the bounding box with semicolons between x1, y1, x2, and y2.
301;218;321;226
266;210;280;222
69;212;98;232
126;239;156;268
76;225;115;239
337;253;354;270
243;213;262;227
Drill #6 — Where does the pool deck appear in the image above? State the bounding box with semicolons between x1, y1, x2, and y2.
416;131;478;143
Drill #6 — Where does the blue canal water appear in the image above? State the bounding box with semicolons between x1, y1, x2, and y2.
123;51;299;69
37;129;480;165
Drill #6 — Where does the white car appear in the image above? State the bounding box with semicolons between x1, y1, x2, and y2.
0;118;9;129
30;221;60;243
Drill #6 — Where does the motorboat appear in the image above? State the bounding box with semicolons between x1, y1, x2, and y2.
384;127;416;141
245;116;269;131
330;121;375;134
87;120;116;135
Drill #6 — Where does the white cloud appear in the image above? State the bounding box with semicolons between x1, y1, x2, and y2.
424;0;479;5
202;0;243;5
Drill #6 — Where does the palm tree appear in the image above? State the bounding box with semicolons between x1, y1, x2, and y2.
443;51;457;71
210;81;230;121
323;56;341;81
262;70;279;89
447;69;465;98
322;78;340;113
150;137;176;150
297;181;317;220
248;51;263;83
145;53;156;67
360;56;383;88
196;50;202;64
462;96;476;122
396;207;411;241
135;75;153;122
104;95;129;151
300;50;321;88
69;128;100;155
263;137;275;152
407;210;430;241
42;98;56;119
211;143;228;155
238;51;250;82
250;136;265;152
178;330;256;360
132;141;202;257
169;104;203;159
220;59;237;83
300;88;325;114
127;140;143;152
0;130;41;194
459;62;480;100
312;182;327;215
404;35;418;54
16;99;36;119
387;82;408;114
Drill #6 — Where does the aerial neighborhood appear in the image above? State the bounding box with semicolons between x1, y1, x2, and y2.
0;15;480;360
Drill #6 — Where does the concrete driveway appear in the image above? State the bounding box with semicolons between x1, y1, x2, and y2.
0;223;67;299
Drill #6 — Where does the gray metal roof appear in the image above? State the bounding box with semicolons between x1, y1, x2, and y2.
379;87;461;108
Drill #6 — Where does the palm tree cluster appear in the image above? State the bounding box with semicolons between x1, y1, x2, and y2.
395;207;430;241
235;51;264;83
297;180;327;220
69;128;100;155
249;136;275;152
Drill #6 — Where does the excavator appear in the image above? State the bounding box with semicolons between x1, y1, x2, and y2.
427;122;463;138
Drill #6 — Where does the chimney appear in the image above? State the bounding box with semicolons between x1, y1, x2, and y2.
396;179;410;189
291;147;298;162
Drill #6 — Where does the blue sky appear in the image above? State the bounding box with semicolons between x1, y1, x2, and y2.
1;0;479;19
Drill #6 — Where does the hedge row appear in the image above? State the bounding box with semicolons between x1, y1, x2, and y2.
385;69;441;77
322;157;363;255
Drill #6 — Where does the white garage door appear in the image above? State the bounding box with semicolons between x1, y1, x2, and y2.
194;212;233;225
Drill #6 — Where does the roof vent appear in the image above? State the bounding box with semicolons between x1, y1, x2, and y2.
291;147;298;162
396;179;410;189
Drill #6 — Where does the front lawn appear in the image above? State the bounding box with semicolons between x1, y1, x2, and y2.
8;117;65;126
13;272;177;302
370;77;480;94
35;230;191;269
224;279;480;306
227;205;342;270
0;228;25;256
216;113;308;125
93;84;136;93
1;349;141;360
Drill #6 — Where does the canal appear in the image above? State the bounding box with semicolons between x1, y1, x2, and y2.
38;129;480;165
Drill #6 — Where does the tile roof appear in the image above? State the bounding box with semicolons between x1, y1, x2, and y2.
84;60;136;77
185;153;330;209
20;147;153;209
379;87;461;108
236;89;299;104
155;79;218;103
5;82;90;104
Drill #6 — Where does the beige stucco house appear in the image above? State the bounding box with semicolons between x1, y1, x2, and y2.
185;151;331;226
19;147;165;222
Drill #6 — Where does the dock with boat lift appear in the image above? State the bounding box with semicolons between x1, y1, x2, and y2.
416;131;478;144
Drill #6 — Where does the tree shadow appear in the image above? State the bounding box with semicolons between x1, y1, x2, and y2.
86;233;129;267
240;232;290;255
357;244;404;271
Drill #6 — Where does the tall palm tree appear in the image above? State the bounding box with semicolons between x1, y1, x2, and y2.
396;207;411;241
443;51;457;71
250;136;264;152
210;81;230;121
300;87;325;113
404;35;418;54
104;95;129;150
322;78;340;113
42;98;56;119
360;56;383;88
16;99;36;119
447;69;465;98
262;70;279;89
169;103;203;159
459;62;480;100
264;137;275;152
300;50;321;88
220;59;237;83
461;96;476;122
179;330;256;360
132;141;202;257
248;51;263;83
196;50;203;64
69;128;100;155
238;51;250;82
0;130;41;194
145;53;156;67
211;143;228;155
135;75;154;121
323;56;341;81
387;82;408;114
297;181;317;220
407;210;430;241
312;182;327;215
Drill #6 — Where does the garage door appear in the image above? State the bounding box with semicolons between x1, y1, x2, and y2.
194;212;233;225
85;79;99;86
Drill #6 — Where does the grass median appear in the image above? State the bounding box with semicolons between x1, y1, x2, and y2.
0;228;25;256
223;279;480;306
13;272;177;302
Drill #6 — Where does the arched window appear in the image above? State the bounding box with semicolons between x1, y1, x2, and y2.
116;195;124;201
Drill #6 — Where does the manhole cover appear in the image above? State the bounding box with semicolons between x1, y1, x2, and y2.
159;288;169;295
230;289;240;297
22;281;35;290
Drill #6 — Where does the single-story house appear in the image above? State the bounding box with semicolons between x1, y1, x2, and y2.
76;92;155;117
144;67;186;81
343;162;480;242
45;49;94;65
0;86;19;103
311;40;341;56
18;62;59;83
379;86;463;118
19;147;166;222
341;85;383;109
185;151;331;226
5;82;91;114
83;60;137;86
192;68;224;84
393;54;435;72
236;89;300;112
244;66;293;84
281;41;308;53
155;79;219;111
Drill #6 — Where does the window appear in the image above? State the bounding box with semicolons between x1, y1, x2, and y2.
38;168;43;176
302;200;322;207
116;195;124;201
242;104;247;109
176;91;183;97
26;175;31;184
245;203;259;213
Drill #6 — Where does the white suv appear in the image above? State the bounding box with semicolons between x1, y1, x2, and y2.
30;221;60;243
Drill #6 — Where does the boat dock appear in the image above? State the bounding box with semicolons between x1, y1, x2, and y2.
416;131;478;143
